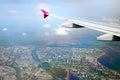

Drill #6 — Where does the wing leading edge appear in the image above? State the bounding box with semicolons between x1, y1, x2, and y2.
41;9;120;41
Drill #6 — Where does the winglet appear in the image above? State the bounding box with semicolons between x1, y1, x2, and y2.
41;9;49;19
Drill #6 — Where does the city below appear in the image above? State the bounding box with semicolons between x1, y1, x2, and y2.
0;46;120;80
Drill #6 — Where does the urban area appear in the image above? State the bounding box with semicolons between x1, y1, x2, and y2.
0;46;120;80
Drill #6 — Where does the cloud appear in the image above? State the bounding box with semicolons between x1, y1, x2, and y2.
102;17;120;24
44;32;49;36
22;32;27;36
53;27;71;36
37;3;50;11
102;17;120;28
2;28;8;31
9;10;18;15
43;24;51;28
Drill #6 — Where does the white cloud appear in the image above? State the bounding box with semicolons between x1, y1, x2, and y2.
9;10;18;15
22;32;27;36
102;17;120;24
2;28;8;31
44;32;49;36
43;24;51;28
102;17;120;28
37;3;50;11
54;27;71;36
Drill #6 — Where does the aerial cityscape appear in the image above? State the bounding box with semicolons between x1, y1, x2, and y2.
0;0;120;80
0;46;120;80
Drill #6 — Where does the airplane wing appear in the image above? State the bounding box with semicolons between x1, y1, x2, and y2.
41;9;120;41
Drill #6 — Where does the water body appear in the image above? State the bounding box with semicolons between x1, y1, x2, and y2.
31;49;40;62
98;42;120;73
69;74;79;80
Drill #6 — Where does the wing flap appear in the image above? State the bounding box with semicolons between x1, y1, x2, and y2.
62;22;84;28
97;34;120;41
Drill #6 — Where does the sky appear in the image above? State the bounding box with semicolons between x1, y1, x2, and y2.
0;0;120;46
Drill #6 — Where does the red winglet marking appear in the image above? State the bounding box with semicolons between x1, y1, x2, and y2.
41;9;49;19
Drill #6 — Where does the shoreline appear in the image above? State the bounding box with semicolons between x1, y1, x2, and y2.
97;56;120;77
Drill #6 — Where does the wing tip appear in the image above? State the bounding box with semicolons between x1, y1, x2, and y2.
41;9;49;19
